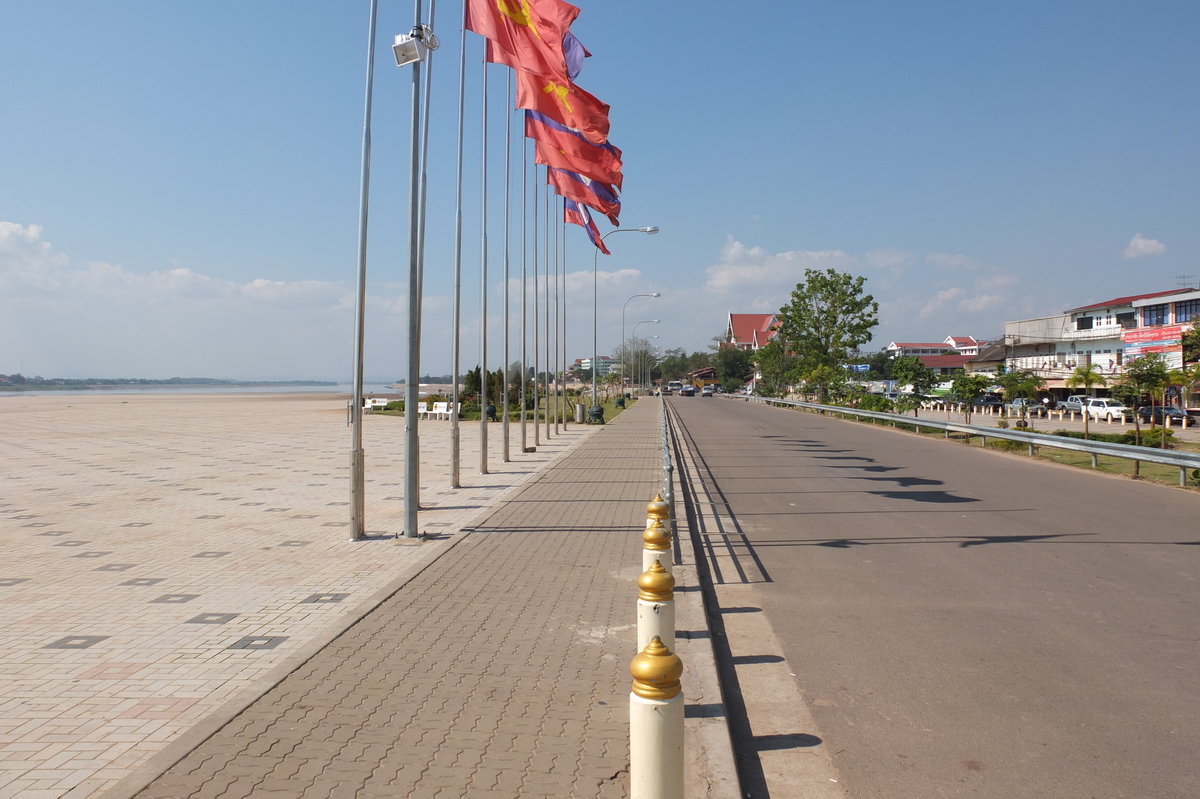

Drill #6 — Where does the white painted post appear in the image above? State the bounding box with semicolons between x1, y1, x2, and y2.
637;560;675;652
630;636;684;799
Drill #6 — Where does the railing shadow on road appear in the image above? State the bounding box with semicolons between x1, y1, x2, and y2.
726;532;1200;548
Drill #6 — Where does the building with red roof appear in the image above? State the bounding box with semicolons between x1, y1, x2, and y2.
725;313;777;351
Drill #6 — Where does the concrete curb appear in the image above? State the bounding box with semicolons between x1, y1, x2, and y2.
99;426;595;799
667;403;743;799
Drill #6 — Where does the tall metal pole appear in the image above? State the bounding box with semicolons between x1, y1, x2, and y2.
519;134;528;453
402;0;426;539
349;0;379;542
449;10;468;490
532;167;540;447
592;242;600;411
544;181;552;440
479;57;489;475
501;75;512;462
561;205;568;428
412;0;438;517
553;193;560;434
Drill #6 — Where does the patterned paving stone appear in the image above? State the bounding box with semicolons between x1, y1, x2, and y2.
0;392;590;798
132;401;661;799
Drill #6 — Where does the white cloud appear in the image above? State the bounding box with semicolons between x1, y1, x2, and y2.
703;237;851;292
1124;233;1166;259
926;252;978;270
0;221;372;379
865;248;915;271
918;287;966;318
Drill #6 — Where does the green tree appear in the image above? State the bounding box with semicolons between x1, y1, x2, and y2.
1181;319;1200;363
892;356;937;417
1169;362;1200;408
1064;363;1107;440
714;346;755;388
1121;353;1170;447
774;268;879;403
862;349;895;380
754;340;794;397
951;373;992;425
997;368;1046;428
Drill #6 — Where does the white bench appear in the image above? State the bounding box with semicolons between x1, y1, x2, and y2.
363;397;388;412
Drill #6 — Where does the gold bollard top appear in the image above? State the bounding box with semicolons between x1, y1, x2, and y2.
638;560;675;602
642;519;671;552
630;636;682;700
646;494;670;524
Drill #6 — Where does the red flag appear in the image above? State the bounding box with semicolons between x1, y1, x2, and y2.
535;140;622;190
524;110;623;189
547;167;620;225
564;199;610;254
516;69;610;145
467;0;579;82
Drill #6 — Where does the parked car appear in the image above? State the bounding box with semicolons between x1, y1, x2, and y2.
1085;398;1129;422
975;394;1004;409
1007;398;1047;416
1136;406;1195;426
1056;395;1089;413
700;385;714;397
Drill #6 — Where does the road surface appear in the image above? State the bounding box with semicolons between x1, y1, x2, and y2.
670;396;1199;799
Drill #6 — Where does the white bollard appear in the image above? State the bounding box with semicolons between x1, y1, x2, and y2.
643;519;672;573
637;561;675;652
630;636;684;799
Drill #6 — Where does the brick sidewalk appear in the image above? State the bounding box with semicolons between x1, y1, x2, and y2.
124;400;663;799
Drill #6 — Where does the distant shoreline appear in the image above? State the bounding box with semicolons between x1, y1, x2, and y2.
0;380;338;393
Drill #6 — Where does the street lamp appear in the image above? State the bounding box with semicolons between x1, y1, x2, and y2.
636;334;659;393
621;292;661;396
631;320;659;396
593;226;659;418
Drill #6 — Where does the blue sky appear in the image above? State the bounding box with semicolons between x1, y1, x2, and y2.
2;1;1197;380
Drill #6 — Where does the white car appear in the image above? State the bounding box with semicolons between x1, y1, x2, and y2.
1085;398;1129;422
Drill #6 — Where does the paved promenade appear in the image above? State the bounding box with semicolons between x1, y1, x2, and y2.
0;393;596;798
124;401;664;799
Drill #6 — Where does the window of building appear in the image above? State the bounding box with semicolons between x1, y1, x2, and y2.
1174;299;1200;324
1143;305;1169;326
1117;312;1137;328
1075;316;1093;330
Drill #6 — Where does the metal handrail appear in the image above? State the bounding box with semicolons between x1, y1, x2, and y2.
726;394;1200;483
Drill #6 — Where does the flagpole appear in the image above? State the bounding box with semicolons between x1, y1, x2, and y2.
349;0;379;542
479;54;489;476
501;72;511;463
413;0;438;516
532;162;540;448
449;7;467;490
553;191;561;434
561;200;568;428
519;131;528;453
402;0;426;539
547;169;554;441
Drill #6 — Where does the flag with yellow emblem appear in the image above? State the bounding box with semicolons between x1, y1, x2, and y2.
466;0;580;83
515;69;610;145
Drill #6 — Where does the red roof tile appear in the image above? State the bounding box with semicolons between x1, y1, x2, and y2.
1066;289;1191;314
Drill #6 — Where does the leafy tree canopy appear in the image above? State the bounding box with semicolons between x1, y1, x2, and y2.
774;268;879;402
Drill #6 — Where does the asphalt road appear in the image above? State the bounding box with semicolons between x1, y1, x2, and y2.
670;396;1200;799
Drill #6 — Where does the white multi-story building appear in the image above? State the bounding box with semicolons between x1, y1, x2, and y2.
1002;288;1197;387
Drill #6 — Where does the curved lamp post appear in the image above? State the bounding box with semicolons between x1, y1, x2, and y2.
593;226;660;416
636;334;659;393
622;293;661;396
631;321;659;396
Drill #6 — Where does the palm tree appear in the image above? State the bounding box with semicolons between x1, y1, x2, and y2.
1169;363;1200;410
1064;363;1107;440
